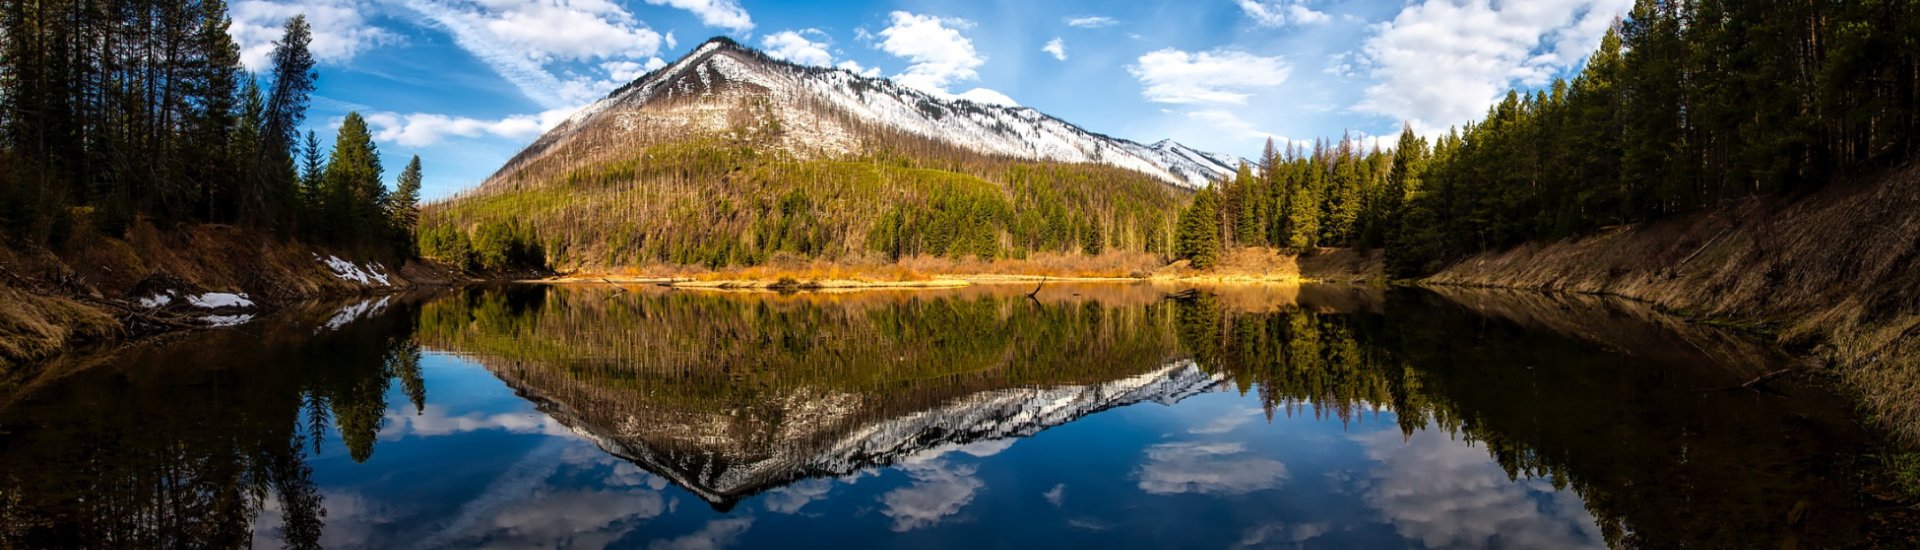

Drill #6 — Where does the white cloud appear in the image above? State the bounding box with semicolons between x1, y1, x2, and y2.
762;29;883;79
1064;15;1118;28
1237;0;1331;27
1042;484;1066;506
362;108;576;147
1129;48;1291;104
1135;442;1287;495
876;11;984;95
642;0;752;32
872;11;1017;106
397;0;665;108
1189;406;1262;434
603;59;660;82
1353;428;1605;549
956;88;1018;106
229;0;401;71
1042;37;1067;61
1353;0;1632;134
880;459;984;532
649;518;755;550
837;60;880;78
761;29;835;67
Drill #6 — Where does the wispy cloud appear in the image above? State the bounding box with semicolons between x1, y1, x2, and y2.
1130;48;1291;104
642;0;753;32
1042;37;1067;61
1064;15;1118;28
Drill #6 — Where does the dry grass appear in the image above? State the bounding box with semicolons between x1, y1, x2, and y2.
0;287;118;369
550;248;1388;289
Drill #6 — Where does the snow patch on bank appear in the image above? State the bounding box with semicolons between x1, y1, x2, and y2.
139;292;174;308
318;254;393;286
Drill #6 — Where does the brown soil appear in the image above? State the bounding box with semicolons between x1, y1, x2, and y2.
0;220;429;369
1429;162;1920;445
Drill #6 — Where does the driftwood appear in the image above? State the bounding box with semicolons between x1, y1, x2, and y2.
1741;368;1794;391
1025;277;1046;303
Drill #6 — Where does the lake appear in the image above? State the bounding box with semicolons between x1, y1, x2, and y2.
0;283;1908;548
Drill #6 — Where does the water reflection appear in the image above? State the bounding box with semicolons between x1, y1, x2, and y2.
0;283;1908;548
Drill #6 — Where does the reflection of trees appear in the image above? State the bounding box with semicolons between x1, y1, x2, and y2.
1173;290;1886;548
0;299;428;548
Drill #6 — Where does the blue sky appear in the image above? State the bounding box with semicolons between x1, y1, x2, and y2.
235;0;1633;200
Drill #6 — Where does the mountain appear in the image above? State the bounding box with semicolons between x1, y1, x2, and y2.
428;37;1227;271
491;37;1242;191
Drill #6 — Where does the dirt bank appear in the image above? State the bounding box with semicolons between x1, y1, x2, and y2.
0;221;440;369
1429;162;1920;445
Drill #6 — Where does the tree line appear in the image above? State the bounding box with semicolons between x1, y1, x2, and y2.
0;2;422;257
1179;0;1920;276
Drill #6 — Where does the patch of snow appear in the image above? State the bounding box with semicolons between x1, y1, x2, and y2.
201;314;254;327
138;293;173;309
320;255;393;286
188;292;254;309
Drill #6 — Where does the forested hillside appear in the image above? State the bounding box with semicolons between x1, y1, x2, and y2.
423;134;1187;271
0;2;433;364
1176;0;1920;276
0;4;420;256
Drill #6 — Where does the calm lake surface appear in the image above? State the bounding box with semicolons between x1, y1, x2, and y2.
0;283;1908;548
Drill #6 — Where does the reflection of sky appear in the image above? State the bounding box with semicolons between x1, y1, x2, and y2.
254;353;1604;549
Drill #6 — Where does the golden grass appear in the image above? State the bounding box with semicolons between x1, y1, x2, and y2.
0;287;118;368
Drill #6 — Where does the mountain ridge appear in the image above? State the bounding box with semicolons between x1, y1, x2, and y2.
488;36;1243;190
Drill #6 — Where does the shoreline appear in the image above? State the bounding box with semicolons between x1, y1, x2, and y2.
521;272;1326;292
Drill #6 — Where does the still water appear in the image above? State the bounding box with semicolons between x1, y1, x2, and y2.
0;283;1907;548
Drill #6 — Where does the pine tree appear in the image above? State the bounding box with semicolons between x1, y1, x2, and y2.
1177;187;1223;269
388;155;423;254
323;112;384;243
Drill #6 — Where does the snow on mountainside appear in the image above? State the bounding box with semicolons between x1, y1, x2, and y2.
493;37;1243;189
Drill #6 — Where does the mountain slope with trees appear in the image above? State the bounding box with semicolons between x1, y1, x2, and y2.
0;4;433;365
422;38;1234;273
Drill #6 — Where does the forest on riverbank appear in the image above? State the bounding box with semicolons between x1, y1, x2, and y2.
1175;1;1919;275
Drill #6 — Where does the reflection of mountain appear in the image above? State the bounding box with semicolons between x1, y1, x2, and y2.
418;284;1212;509
508;358;1219;509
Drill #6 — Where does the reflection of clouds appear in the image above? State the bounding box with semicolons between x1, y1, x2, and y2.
1189;407;1262;434
1354;428;1605;549
1136;442;1287;495
762;478;836;515
1237;522;1334;548
898;437;1016;466
1042;483;1065;506
880;459;985;532
648;518;754;550
417;439;671;549
379;404;575;439
253;490;400;550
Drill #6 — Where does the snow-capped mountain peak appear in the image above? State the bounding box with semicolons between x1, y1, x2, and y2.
493;36;1242;189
